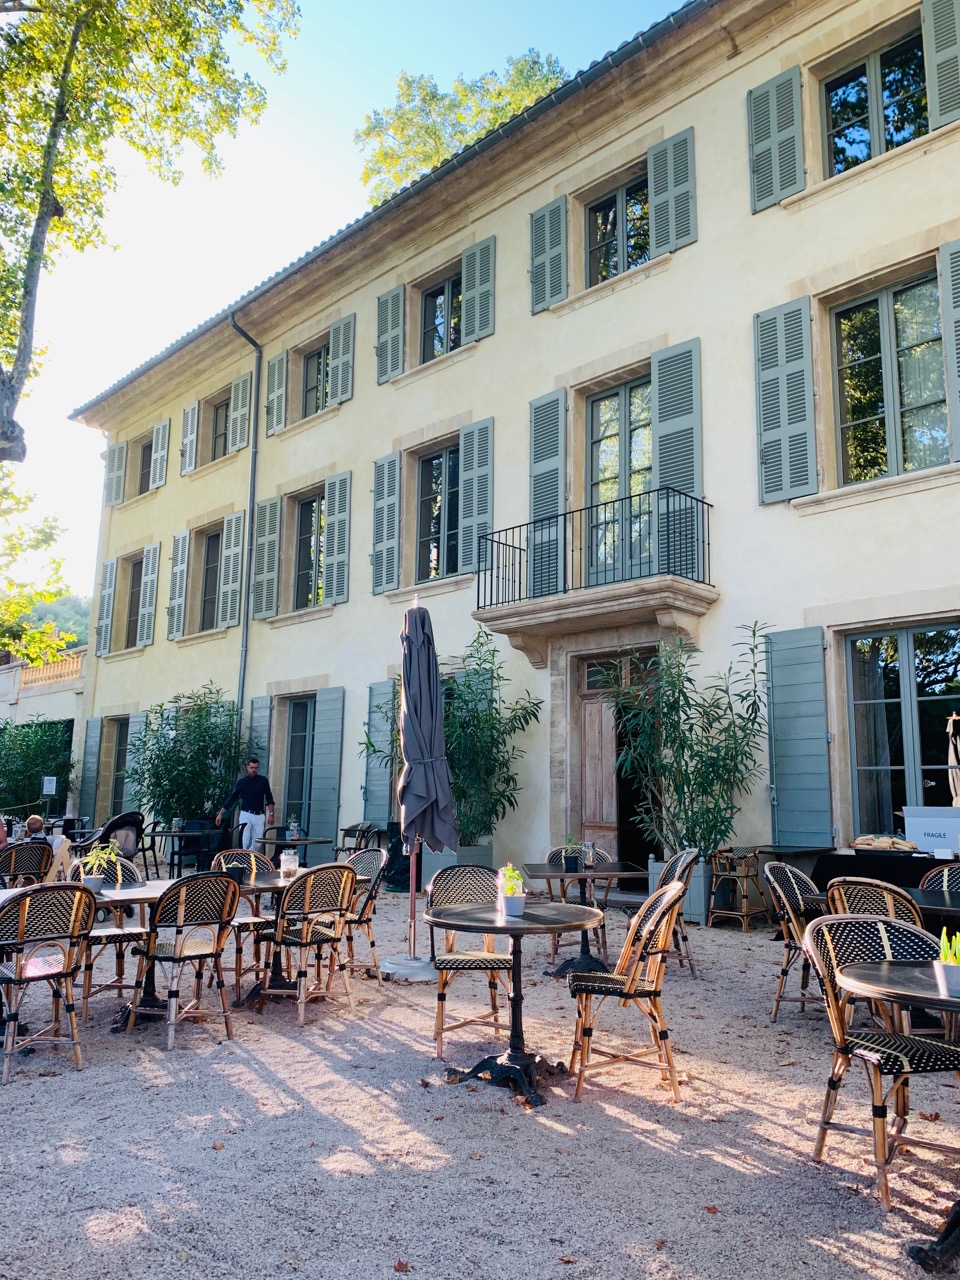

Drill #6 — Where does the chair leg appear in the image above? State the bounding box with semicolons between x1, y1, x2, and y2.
296;950;309;1027
870;1066;894;1210
82;948;95;1021
126;954;147;1034
569;995;585;1076
335;944;355;1012
64;977;83;1071
214;957;234;1040
814;1052;849;1161
166;964;180;1051
771;943;792;1022
574;994;594;1101
650;996;681;1102
435;971;449;1059
2;985;18;1085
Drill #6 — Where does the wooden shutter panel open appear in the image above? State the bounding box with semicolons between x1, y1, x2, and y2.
104;442;127;507
228;373;252;453
754;297;817;501
149;420;169;489
364;679;395;828
247;695;272;772
461;236;496;343
528;390;566;598
308;686;344;848
923;0;960;128
218;510;245;628
747;67;805;213
322;470;351;605
120;711;147;811
252;496;281;619
767;627;833;844
95;559;117;656
78;717;102;826
652;339;703;578
181;402;198;474
329;314;355;404
167;531;189;640
376;288;404;384
265;351;287;436
136;541;161;647
459;418;494;573
648;129;697;259
372;452;401;595
531;197;567;313
941;239;960;462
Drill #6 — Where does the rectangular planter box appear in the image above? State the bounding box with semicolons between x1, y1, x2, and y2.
457;842;494;868
422;846;457;889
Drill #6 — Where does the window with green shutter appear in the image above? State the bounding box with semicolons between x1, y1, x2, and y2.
328;314;355;404
252;496;280;620
181;403;198;475
372;453;400;594
322;471;351;605
585;176;649;287
136;542;161;647
217;511;245;628
227;373;252;453
167;531;189;640
377;288;405;383
95;559;117;655
748;67;805;211
531;196;567;312
294;491;325;610
461;237;495;344
265;352;287;436
754;297;817;502
648;129;697;258
149;420;169;489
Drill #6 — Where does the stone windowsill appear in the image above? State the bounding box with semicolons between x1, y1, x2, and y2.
100;646;146;663
273;403;340;440
388;341;480;390
184;451;237;482
266;604;335;628
792;462;960;517
384;573;475;604
173;627;231;647
548;253;673;317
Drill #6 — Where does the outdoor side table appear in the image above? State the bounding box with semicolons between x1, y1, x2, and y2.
422;899;603;1107
259;836;332;868
837;960;960;1036
523;861;644;975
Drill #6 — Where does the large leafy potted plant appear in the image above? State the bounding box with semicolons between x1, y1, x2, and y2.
601;624;768;924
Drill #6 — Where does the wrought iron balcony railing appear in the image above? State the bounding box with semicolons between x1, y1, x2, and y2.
476;487;712;611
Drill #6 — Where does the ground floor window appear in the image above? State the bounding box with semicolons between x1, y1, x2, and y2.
110;716;130;816
848;623;960;834
284;697;315;831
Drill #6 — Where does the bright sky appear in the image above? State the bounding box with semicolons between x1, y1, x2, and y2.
18;0;673;594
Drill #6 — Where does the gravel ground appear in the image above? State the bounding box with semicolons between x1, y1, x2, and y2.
2;889;958;1280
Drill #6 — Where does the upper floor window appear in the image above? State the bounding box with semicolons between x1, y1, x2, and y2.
303;346;330;419
138;441;153;496
586;175;649;287
199;528;222;631
124;555;144;650
417;445;460;581
421;272;462;363
824;32;928;176
211;397;230;461
294;492;325;610
834;273;948;484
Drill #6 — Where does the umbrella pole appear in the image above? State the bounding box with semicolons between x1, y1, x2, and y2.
408;836;420;959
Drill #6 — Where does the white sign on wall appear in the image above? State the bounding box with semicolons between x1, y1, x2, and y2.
41;776;57;796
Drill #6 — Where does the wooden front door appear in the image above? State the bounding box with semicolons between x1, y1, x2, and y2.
580;695;618;857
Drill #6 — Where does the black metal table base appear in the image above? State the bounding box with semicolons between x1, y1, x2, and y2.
446;1050;566;1107
546;953;609;978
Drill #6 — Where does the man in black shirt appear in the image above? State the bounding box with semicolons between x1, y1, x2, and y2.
216;756;275;849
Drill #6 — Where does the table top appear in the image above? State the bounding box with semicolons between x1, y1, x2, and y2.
100;878;173;903
259;836;333;847
424;900;604;937
837;960;960;1013
522;861;646;881
907;888;960;918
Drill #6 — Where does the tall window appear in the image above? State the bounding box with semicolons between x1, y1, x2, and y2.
199;530;221;631
284;697;314;832
212;397;229;461
421;273;462;363
824;33;928;177
586;175;650;287
110;716;130;815
849;625;960;834
587;380;653;583
138;441;153;495
303;345;330;418
834;274;948;484
417;446;459;581
124;556;144;649
294;493;324;610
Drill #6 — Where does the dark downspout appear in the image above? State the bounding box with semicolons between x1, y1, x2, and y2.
229;313;262;741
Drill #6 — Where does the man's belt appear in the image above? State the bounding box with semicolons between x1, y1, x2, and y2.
240;809;265;815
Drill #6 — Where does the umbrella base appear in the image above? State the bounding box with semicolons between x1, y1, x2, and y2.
446;1050;566;1108
381;954;436;983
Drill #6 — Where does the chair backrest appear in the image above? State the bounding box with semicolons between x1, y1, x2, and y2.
826;876;923;928
920;864;960;893
213;848;274;877
345;848;389;924
657;849;699;890
336;822;375;855
616;881;687;995
764;861;819;942
68;855;141;887
713;845;760;871
97;811;145;860
427;863;498;909
804;913;940;1046
0;882;95;958
546;844;613;871
151;872;240;932
0;841;53;882
277;863;356;923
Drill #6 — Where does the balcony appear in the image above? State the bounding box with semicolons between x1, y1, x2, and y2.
474;488;718;667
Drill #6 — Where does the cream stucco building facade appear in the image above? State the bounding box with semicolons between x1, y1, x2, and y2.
72;0;960;866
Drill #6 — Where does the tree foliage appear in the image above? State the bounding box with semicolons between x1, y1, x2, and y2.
0;714;74;813
123;683;260;824
28;591;89;648
0;0;299;461
0;463;72;663
355;49;566;205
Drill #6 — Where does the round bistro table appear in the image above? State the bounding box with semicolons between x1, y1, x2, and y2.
422;899;604;1107
836;960;960;1018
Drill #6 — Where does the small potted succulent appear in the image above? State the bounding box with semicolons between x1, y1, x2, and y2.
287;813;300;840
935;929;960;998
76;838;122;893
562;833;581;874
498;862;526;917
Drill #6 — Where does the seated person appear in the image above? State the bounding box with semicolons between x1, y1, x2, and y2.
25;815;50;842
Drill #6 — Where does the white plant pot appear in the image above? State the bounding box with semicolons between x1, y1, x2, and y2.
82;875;104;893
502;892;526;917
934;959;960;998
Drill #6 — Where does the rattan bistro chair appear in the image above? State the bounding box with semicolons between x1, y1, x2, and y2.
826;877;924;928
763;862;824;1021
256;863;357;1025
427;865;512;1061
0;883;95;1083
545;844;614;903
342;848;389;985
656;849;700;975
920;864;960;893
68;857;148;1017
803;914;960;1209
568;881;687;1102
212;850;276;1001
125;873;240;1049
707;846;770;931
0;841;53;888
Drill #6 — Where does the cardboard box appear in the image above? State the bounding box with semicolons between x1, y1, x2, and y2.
903;806;960;853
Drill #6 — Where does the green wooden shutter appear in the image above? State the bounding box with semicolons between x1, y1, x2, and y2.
648;128;697;258
328;314;355;404
181;402;198;475
121;712;146;810
78;717;102;825
461;236;496;343
252;496;280;619
941;239;960;462
747;67;805;213
923;0;960;128
265;351;287;436
308;686;344;852
149;420;169;489
247;695;272;773
531;197;567;313
322;470;351;605
218;510;245;628
95;559;116;656
528;390;566;597
767;627;833;845
228;373;252;453
136;541;161;647
376;287;404;383
104;442;126;507
754;297;817;501
364;679;395;827
167;531;189;640
459;417;494;574
372;452;401;594
652;339;702;578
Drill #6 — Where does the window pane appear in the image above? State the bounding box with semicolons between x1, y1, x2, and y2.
125;558;143;649
421;285;445;363
894;278;948;471
295;495;322;610
628;382;653;494
303;347;329;418
851;634;901;700
913;628;960;697
837;299;881;365
914;630;960;781
856;767;907;834
624;178;650;270
587;192;618;286
825;64;871;175
881;33;928;152
139;443;153;495
200;531;221;631
901;402;950;471
417;453;444;580
448;274;462;354
212;400;229;461
853;701;905;766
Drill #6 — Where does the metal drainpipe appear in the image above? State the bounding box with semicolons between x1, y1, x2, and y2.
229;313;262;738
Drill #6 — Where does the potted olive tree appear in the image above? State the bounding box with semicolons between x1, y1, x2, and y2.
601;624;768;925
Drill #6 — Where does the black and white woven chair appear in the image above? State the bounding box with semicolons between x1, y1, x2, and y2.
427;864;512;1060
920;864;960;893
803;913;960;1209
68;856;149;1017
826;876;923;928
655;849;700;976
763;862;823;1021
212;849;276;1001
568;880;687;1102
0;841;53;889
342;848;389;986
